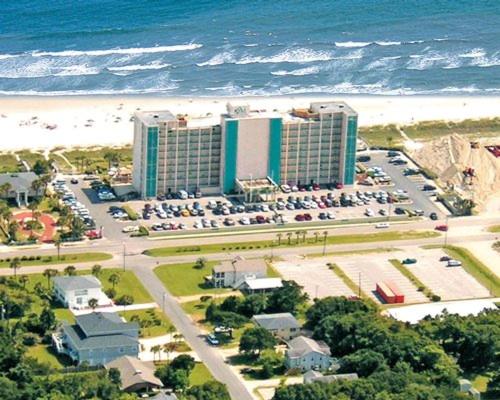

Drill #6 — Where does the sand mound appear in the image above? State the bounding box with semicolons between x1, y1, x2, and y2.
410;134;500;211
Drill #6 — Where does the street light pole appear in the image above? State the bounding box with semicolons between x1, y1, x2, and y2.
444;215;449;247
122;243;126;271
322;231;328;256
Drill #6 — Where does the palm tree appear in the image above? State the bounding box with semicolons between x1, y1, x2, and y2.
70;217;85;239
194;257;207;269
43;268;58;290
0;182;11;199
108;273;120;289
88;298;99;311
313;232;320;243
54;237;62;260
163;342;177;363
322;231;328;256
295;231;301;245
286;232;293;245
167;324;176;340
276;233;282;246
8;220;19;242
91;264;102;277
19;274;29;289
103;151;119;170
302;230;307;243
10;258;21;280
151;345;162;362
30;179;43;198
64;265;76;276
173;333;183;344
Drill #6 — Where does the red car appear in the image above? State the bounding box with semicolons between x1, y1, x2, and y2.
435;224;448;232
256;215;266;224
312;183;320;190
335;183;344;189
295;214;305;221
303;213;312;221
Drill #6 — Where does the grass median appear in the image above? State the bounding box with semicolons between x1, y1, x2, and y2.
144;230;440;258
0;252;112;268
488;225;500;233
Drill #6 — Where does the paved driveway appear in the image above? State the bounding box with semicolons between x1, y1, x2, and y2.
335;254;429;304
273;256;354;299
406;248;491;300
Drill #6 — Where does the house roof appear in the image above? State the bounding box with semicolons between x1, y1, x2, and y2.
62;322;138;351
52;275;101;291
213;258;267;274
75;312;138;338
0;172;38;192
287;336;331;359
252;313;300;330
241;278;283;291
304;370;358;384
150;393;178;400
105;356;163;391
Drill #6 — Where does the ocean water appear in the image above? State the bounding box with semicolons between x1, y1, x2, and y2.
0;0;499;96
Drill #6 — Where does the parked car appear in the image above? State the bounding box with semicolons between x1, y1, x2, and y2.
402;258;417;264
375;222;390;229
435;224;448;232
447;259;462;267
206;334;219;346
440;256;451;262
122;225;139;233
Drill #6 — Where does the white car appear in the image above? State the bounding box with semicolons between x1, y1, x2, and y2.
365;209;374;217
194;220;203;229
327;211;335;219
375;222;390;229
447;259;462;267
280;184;291;193
122;225;139;233
240;217;250;225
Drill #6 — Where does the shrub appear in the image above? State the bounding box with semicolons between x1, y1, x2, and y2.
115;295;134;305
36;256;41;260
200;296;213;302
21;256;28;261
22;333;39;346
28;256;35;261
105;288;116;298
5;258;10;262
431;294;441;302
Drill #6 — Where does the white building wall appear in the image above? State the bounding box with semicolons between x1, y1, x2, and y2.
236;118;270;180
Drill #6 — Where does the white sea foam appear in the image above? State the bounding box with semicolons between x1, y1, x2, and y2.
197;52;236;67
459;48;486;58
31;43;202;57
335;41;371;48
270;66;321;76
236;48;333;64
108;63;170;72
243;44;258;47
54;65;101;76
374;41;402;46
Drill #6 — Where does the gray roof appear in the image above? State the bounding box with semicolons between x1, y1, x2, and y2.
136;110;175;126
287;336;331;359
150;393;178;400
62;322;138;351
105;356;163;390
252;313;300;330
304;370;358;384
52;275;101;291
0;172;38;192
310;101;357;116
214;258;267;274
76;312;138;338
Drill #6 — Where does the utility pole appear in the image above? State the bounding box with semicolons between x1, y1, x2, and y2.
322;231;328;256
122;242;126;271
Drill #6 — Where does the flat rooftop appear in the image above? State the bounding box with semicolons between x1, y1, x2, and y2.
135;110;175;126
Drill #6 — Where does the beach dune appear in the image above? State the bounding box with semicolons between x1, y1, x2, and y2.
0;95;499;151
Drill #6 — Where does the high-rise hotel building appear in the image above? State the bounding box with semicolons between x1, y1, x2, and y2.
132;101;358;199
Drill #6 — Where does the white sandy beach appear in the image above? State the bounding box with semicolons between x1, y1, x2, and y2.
0;95;499;151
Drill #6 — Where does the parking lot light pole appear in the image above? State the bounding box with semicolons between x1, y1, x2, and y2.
122;243;126;271
322;231;328;256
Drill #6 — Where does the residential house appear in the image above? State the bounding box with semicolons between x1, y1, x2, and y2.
53;312;139;366
285;335;333;371
211;258;267;288
0;172;43;206
252;313;301;340
149;393;178;400
52;275;111;310
105;356;163;393
239;277;283;294
303;370;357;384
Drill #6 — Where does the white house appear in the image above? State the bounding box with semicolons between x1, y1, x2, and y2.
211;258;267;288
285;336;333;371
52;275;111;309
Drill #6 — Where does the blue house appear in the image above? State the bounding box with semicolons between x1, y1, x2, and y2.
53;312;139;366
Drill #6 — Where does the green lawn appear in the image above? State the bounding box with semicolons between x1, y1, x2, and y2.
154;261;231;297
308;247;400;258
442;245;500;297
189;363;214;386
488;225;500;233
119;308;173;338
62;146;133;173
25;344;72;369
0;252;112;268
358;124;404;148
402;117;500;141
97;268;153;303
16;150;46;169
0;153;22;173
145;230;439;258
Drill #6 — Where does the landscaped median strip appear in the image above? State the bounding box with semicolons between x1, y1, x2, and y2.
144;230;440;258
0;252;112;268
389;259;440;302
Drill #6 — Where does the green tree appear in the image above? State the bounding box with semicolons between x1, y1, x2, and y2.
239;294;268;317
91;264;102;277
268;280;308;314
64;265;76;276
39;307;56;334
170;354;195;373
43;268;58;290
239;326;276;356
156;366;189;392
151;345;162;362
338;349;388;377
108;273;120;289
88;298;98;311
194;257;207;270
54;237;62;260
9;258;21;280
186;381;231;400
19;275;29;289
108;367;121;386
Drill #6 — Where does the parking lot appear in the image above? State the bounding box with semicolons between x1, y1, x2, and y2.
403;248;491;300
360;151;444;218
273;257;355;299
335;254;429;304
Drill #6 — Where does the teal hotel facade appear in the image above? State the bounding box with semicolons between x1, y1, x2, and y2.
132;102;358;199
